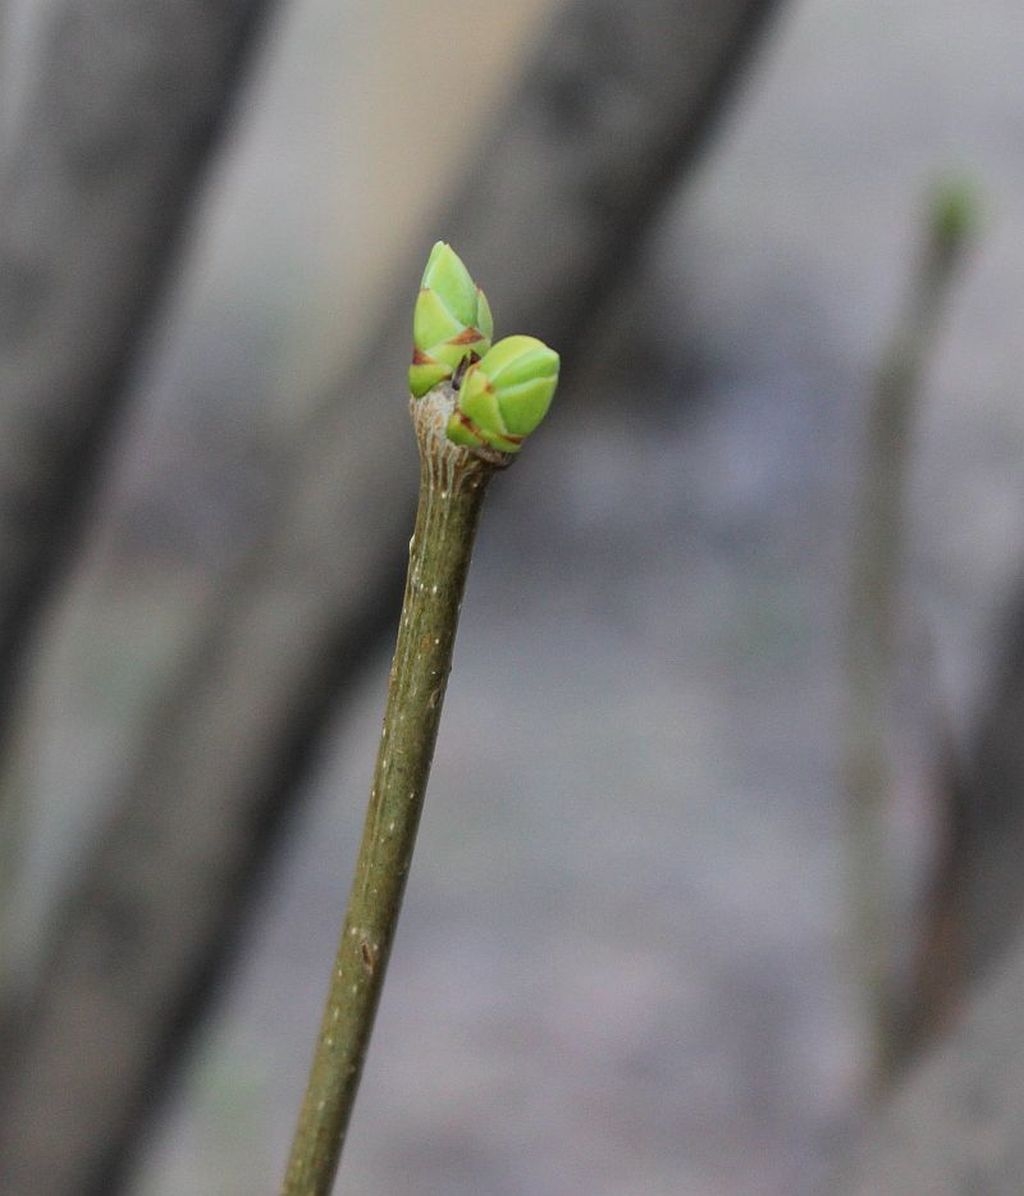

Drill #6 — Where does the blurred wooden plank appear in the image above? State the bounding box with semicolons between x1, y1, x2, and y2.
0;2;783;1192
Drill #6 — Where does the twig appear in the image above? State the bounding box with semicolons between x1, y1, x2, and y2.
843;179;977;1091
282;245;559;1193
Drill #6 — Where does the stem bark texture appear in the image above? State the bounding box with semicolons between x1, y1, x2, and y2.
282;389;500;1194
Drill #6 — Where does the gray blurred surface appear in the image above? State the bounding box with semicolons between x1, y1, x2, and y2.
9;0;1024;1191
851;932;1024;1195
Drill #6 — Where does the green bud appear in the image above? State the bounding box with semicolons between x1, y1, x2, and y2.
929;176;980;257
409;242;493;398
446;335;559;453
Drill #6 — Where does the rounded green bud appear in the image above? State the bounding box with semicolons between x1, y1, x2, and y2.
409;242;493;398
446;335;559;453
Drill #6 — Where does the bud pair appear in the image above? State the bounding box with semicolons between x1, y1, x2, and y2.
409;242;559;454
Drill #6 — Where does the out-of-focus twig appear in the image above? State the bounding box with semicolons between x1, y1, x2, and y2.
843;180;976;1092
0;0;277;1021
0;0;276;745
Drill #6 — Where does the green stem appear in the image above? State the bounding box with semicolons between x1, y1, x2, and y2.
281;386;505;1195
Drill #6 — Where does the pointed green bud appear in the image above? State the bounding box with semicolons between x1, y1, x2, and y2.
446;335;559;453
409;242;493;398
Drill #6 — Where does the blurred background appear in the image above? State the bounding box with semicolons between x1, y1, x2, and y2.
1;0;1023;1192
